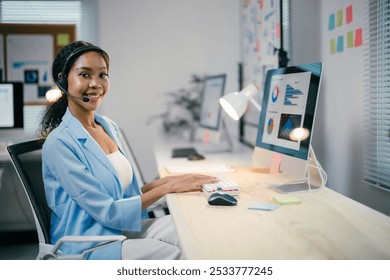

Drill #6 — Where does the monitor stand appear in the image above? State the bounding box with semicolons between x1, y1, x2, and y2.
270;145;326;194
196;120;234;154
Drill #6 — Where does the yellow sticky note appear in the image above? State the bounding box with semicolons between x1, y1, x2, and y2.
272;196;302;205
57;33;70;47
347;31;354;48
330;39;336;54
336;9;343;27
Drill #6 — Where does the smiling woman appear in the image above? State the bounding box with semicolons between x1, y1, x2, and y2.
39;41;110;138
37;41;217;260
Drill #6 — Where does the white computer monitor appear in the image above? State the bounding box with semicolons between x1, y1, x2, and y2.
197;74;227;145
253;62;323;182
0;82;24;129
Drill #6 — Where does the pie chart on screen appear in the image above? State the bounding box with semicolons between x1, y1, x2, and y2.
267;118;274;134
272;85;279;102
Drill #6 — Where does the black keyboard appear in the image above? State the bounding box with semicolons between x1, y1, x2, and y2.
171;147;198;158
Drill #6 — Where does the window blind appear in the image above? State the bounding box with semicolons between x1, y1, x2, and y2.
0;0;98;43
281;0;291;59
363;0;390;191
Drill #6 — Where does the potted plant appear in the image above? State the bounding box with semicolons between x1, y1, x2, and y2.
148;74;204;141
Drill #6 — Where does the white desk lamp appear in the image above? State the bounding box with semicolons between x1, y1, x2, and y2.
219;83;261;121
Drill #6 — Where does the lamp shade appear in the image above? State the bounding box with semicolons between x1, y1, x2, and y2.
219;83;259;121
219;92;248;121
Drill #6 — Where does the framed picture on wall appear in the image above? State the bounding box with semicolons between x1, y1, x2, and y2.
0;23;75;105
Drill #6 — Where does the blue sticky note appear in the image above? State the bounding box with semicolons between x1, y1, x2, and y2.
337;35;344;52
248;202;280;211
328;14;335;31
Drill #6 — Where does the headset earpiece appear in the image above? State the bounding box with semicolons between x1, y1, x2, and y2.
57;73;68;91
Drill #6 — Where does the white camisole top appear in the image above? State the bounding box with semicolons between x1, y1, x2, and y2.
107;151;133;193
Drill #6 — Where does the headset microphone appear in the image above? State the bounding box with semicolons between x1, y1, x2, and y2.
77;95;90;103
56;82;90;103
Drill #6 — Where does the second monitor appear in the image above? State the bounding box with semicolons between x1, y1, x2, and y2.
171;74;229;158
198;74;226;133
0;82;24;129
196;73;233;152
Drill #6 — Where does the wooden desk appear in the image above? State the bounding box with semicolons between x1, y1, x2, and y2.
156;146;390;260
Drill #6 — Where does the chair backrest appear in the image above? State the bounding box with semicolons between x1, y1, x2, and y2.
7;139;51;245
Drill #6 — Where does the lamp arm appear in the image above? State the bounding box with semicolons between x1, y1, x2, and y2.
249;98;261;112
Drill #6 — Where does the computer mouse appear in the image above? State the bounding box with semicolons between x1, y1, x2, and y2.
207;192;237;206
187;153;205;161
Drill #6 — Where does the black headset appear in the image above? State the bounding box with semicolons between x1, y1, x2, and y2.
56;45;107;91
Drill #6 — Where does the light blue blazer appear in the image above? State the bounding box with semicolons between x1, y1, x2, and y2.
42;108;148;259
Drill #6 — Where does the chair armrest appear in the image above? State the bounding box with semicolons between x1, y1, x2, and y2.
147;196;167;210
47;235;126;260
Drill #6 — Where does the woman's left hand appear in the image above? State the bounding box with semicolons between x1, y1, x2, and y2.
140;174;218;209
162;174;218;193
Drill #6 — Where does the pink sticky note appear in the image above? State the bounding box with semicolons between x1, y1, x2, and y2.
346;5;353;24
202;130;209;144
355;28;363;47
270;153;281;175
276;22;280;39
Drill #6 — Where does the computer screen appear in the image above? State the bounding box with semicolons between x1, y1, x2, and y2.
253;62;323;179
0;82;24;129
199;74;226;131
171;74;227;158
196;74;227;147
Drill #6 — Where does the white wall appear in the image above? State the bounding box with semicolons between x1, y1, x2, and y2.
97;0;241;182
96;0;390;215
291;0;390;215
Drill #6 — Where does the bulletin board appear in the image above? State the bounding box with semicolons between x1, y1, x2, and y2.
239;0;283;147
0;23;75;105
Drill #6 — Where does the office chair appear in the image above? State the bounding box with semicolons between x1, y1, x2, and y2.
7;139;125;260
119;128;169;218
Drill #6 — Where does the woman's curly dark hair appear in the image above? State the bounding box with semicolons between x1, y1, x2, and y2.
38;41;109;138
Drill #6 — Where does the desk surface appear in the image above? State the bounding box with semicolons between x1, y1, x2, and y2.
156;144;390;260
